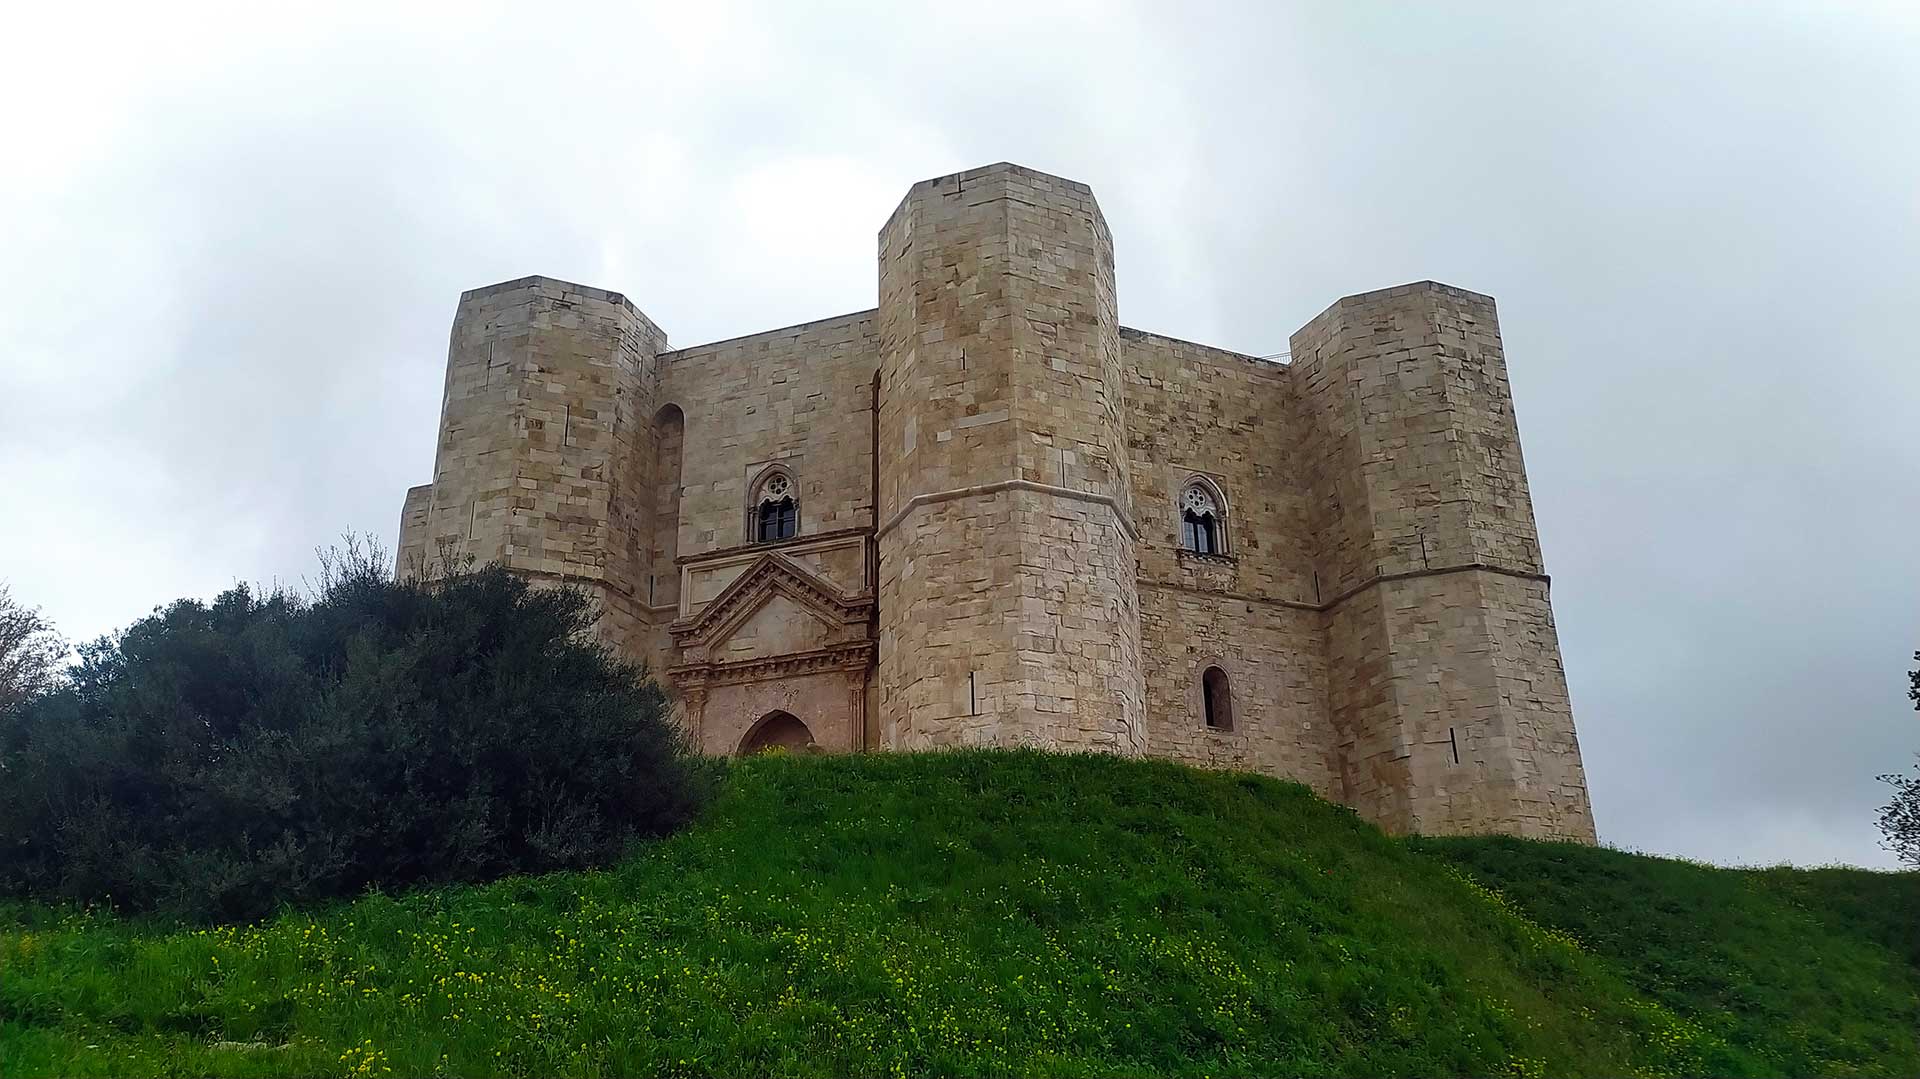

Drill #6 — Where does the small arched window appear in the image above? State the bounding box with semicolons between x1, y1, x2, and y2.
1179;479;1226;556
751;468;798;543
1202;666;1234;731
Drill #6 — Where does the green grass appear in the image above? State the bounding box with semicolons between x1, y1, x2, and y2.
1412;835;1920;1076
1;750;1913;1077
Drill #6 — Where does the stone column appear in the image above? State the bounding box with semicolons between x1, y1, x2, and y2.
875;164;1144;754
1293;282;1596;841
847;677;867;751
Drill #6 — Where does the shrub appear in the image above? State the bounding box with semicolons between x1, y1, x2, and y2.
0;544;699;921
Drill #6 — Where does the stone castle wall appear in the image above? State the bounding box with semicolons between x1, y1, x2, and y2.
397;163;1596;842
397;277;667;649
875;166;1142;755
1120;330;1337;796
659;312;880;559
1290;282;1595;840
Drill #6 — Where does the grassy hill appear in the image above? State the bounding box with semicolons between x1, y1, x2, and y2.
2;750;1914;1077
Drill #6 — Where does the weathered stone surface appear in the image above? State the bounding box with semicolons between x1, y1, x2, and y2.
1291;283;1595;841
875;165;1142;756
396;163;1596;842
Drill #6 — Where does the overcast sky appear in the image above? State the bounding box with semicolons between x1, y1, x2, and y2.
3;2;1915;868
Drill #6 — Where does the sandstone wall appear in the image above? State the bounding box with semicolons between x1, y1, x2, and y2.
658;312;880;559
649;312;881;742
395;276;668;649
876;163;1142;754
1292;282;1595;840
396;483;434;576
642;312;879;679
697;670;865;755
1120;330;1335;793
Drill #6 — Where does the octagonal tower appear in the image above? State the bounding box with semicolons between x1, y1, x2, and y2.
874;164;1144;753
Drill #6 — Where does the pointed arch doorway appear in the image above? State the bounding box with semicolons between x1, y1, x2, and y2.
738;710;818;755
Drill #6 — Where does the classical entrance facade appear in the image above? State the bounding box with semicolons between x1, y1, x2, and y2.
664;535;874;756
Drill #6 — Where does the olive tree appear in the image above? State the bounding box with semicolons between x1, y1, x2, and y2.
0;583;67;712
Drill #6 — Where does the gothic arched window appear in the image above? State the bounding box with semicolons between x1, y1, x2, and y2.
1179;479;1226;556
751;468;798;543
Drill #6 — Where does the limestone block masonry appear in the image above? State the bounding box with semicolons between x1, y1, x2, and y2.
396;162;1597;842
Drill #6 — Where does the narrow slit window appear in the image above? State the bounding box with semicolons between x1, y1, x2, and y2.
1202;666;1234;731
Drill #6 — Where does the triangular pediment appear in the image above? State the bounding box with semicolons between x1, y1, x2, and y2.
710;591;838;662
670;552;870;652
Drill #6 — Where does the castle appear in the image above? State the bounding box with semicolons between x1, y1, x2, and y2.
396;163;1597;842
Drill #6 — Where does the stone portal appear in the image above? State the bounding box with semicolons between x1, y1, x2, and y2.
739;711;815;754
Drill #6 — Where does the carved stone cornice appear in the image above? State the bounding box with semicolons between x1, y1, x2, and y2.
1138;560;1553;614
674;526;873;567
666;549;878;691
876;479;1140;542
669;641;876;689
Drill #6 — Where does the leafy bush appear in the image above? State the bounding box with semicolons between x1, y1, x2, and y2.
0;545;699;921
